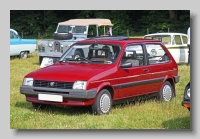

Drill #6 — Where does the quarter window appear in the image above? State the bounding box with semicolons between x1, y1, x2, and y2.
146;44;170;65
182;35;188;44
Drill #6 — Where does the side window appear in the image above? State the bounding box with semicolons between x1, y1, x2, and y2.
146;44;170;65
182;35;188;44
87;25;97;37
161;36;171;45
10;31;18;39
172;35;182;45
10;31;14;39
121;45;144;67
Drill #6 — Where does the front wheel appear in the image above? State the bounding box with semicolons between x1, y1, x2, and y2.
157;81;174;102
91;89;112;115
19;51;28;59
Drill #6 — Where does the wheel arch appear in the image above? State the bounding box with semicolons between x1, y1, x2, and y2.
96;83;115;100
164;77;176;97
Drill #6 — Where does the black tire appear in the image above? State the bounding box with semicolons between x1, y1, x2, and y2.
32;103;48;110
184;82;190;111
53;33;73;40
157;81;174;102
39;56;43;65
19;51;28;59
91;89;112;115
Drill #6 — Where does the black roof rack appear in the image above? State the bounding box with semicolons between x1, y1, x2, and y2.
89;36;129;41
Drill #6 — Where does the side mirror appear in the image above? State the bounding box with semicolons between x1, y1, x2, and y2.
120;62;132;68
53;58;60;63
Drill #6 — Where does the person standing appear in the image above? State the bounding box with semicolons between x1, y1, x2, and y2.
187;27;190;66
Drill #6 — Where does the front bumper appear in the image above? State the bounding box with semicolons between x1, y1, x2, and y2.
182;100;190;108
37;52;62;58
20;86;97;99
174;76;180;83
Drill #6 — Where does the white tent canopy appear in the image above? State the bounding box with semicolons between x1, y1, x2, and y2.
58;19;114;27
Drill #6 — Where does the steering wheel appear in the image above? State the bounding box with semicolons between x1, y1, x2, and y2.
75;57;90;62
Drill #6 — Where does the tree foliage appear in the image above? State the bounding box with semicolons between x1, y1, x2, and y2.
10;10;190;38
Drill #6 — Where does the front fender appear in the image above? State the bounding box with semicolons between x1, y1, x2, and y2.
94;82;115;98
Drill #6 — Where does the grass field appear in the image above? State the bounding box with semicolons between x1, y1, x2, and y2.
10;51;190;129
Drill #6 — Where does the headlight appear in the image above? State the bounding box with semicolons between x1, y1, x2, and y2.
38;43;43;47
60;44;64;47
49;43;53;47
23;78;34;86
150;49;157;56
186;88;190;98
73;81;87;90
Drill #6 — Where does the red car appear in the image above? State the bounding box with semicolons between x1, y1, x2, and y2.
20;36;180;115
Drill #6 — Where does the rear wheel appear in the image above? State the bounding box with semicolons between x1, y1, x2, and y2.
19;51;28;59
157;81;174;102
91;89;112;115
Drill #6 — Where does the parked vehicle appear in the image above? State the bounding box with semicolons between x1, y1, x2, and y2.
182;82;190;111
37;18;114;68
10;29;37;59
20;36;180;115
144;33;188;64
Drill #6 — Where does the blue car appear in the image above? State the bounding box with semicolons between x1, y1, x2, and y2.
10;29;37;59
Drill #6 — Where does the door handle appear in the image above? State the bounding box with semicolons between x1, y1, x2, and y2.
143;68;149;72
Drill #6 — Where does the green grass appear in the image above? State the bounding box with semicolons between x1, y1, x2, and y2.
10;52;190;129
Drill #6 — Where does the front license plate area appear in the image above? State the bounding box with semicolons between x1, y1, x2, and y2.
38;94;63;102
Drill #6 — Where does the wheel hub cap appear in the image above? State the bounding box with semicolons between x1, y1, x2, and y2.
163;85;172;101
100;94;110;113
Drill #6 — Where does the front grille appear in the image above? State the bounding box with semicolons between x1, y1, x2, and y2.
38;46;45;52
54;41;61;52
33;80;73;89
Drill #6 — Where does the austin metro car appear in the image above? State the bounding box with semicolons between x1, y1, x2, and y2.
20;36;180;115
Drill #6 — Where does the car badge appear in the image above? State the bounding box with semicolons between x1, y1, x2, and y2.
50;82;55;87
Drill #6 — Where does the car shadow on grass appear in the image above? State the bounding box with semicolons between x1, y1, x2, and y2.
15;95;158;116
15;94;158;116
112;94;158;108
162;116;191;129
15;101;93;116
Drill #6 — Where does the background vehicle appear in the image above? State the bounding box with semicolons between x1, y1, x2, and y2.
144;33;188;64
20;36;180;115
182;82;190;111
10;29;37;59
37;18;114;68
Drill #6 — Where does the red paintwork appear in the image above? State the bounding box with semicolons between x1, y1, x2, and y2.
22;38;179;106
26;95;95;106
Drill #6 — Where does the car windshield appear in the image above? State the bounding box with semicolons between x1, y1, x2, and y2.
57;25;87;34
144;35;171;45
60;43;120;64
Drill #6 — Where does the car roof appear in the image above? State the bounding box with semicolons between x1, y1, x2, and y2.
76;36;161;46
144;32;187;37
58;19;113;27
